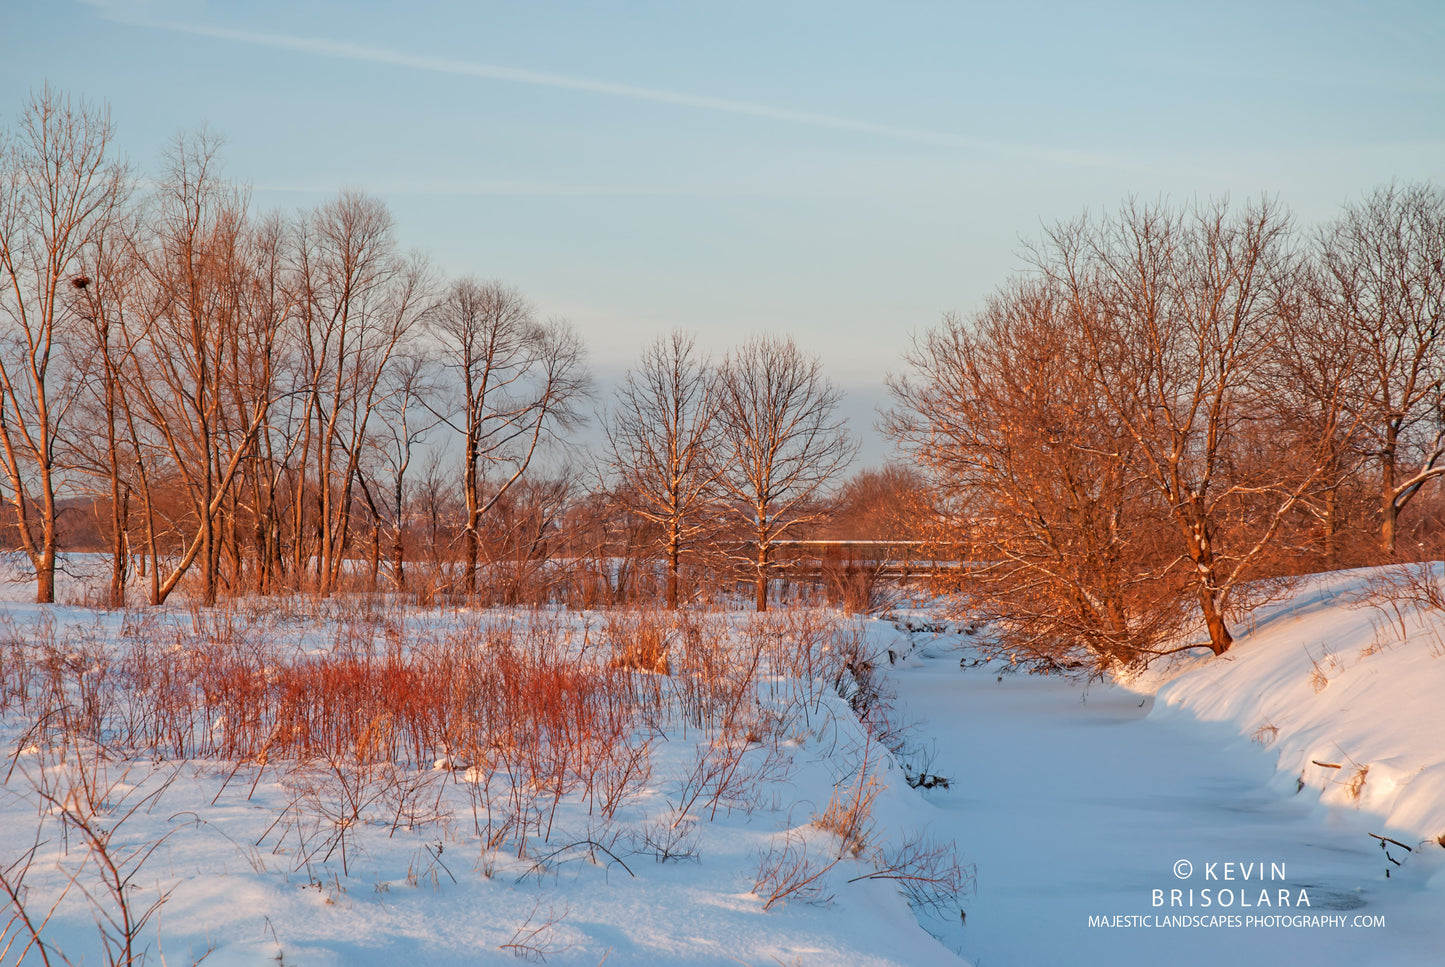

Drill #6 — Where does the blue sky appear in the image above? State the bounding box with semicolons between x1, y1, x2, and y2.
6;0;1444;464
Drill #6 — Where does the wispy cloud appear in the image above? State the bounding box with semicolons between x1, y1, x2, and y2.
115;15;987;150
250;180;700;198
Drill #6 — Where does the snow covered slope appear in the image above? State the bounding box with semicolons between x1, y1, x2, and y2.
1142;567;1445;845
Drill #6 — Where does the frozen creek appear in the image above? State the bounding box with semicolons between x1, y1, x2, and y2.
890;643;1444;967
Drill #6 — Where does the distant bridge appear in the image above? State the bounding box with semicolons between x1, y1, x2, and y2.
766;540;971;580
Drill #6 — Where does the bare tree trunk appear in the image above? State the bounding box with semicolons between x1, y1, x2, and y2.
201;446;216;605
37;513;55;604
1323;483;1339;567
369;521;381;587
109;488;128;607
1381;430;1399;555
1198;592;1234;655
755;536;769;612
666;518;680;609
465;434;479;593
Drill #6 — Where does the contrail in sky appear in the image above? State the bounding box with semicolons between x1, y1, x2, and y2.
130;18;984;150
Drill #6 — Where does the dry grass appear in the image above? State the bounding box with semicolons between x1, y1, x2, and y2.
1;733;187;967
1345;764;1370;802
0;601;884;860
813;762;881;859
846;834;974;917
0;596;950;949
1304;643;1339;694
1251;720;1279;747
752;831;840;910
604;610;671;675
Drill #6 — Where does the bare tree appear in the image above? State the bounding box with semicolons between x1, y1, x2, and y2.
828;464;932;542
480;472;574;605
69;205;144;606
602;331;721;608
894;201;1339;663
715;335;856;611
360;351;441;587
0;86;128;602
889;282;1187;672
1315;182;1445;555
291;190;429;595
428;278;588;593
1042;197;1326;655
123;133;285;605
1271;258;1370;568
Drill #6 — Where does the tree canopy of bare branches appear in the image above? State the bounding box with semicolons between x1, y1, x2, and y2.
894;198;1347;665
428;278;588;593
889;281;1187;673
715;335;856;611
603;331;721;608
827;465;931;543
1042;197;1330;656
1316;182;1445;555
0;85;128;602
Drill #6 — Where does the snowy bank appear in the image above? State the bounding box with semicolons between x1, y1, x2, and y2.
1137;567;1445;846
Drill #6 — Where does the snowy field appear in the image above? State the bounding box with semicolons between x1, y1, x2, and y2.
1;559;1443;966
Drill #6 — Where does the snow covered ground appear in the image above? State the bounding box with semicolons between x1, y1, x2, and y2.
0;580;966;967
1;562;1443;965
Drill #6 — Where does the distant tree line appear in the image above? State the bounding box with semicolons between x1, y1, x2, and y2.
12;86;1440;656
0;87;880;610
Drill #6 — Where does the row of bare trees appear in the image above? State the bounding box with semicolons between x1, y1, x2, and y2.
19;85;1440;642
0;89;593;606
891;187;1445;670
602;332;856;611
0;88;862;610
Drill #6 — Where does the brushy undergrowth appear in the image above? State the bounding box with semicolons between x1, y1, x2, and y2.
0;598;971;964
